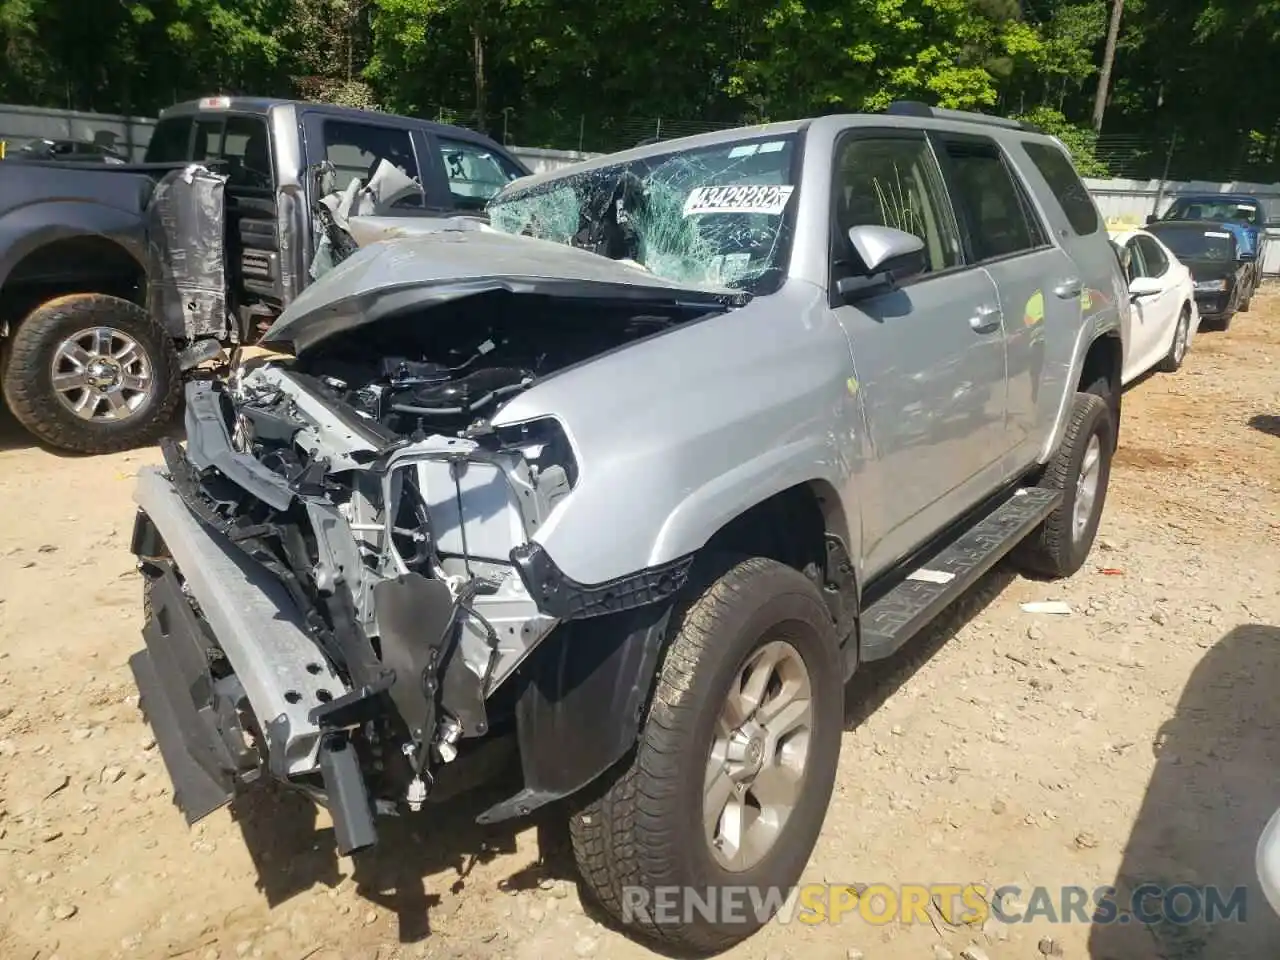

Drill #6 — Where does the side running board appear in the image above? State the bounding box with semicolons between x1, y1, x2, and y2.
859;487;1062;662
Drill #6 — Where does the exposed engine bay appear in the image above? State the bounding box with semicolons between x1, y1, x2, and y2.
135;286;721;851
288;290;679;439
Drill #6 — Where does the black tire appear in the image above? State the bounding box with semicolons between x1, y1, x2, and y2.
1240;295;1252;313
1157;305;1191;373
1013;391;1114;579
569;557;843;954
2;293;181;454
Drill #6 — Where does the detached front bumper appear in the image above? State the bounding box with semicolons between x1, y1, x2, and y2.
128;559;258;823
129;466;377;853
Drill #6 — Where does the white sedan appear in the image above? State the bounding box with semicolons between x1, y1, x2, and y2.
1109;227;1201;384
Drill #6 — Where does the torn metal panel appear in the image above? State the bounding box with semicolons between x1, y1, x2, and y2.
146;163;230;340
308;159;427;282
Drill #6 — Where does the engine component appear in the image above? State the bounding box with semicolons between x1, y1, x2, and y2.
390;366;533;417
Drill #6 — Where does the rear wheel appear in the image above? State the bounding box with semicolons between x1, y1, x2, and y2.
2;293;181;454
1014;391;1114;579
569;557;843;953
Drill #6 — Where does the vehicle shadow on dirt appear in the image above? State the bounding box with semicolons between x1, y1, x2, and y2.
1088;623;1280;959
0;406;38;453
1247;414;1280;439
223;563;1023;953
0;403;184;455
844;563;1019;729
227;760;579;945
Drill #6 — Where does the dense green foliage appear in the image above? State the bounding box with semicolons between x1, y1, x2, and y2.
0;0;1275;178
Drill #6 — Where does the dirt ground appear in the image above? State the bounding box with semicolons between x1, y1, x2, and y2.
2;293;1280;960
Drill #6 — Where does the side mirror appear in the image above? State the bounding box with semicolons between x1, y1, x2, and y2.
835;225;926;300
1145;214;1158;225
1128;276;1162;299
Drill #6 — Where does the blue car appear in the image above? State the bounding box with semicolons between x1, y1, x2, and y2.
1149;193;1272;302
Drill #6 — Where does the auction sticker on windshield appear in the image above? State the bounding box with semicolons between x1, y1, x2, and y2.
684;184;795;217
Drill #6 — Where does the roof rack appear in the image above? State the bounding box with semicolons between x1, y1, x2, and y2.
884;101;1044;134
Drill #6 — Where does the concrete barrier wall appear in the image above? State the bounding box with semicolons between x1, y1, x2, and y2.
0;103;156;160
510;146;601;174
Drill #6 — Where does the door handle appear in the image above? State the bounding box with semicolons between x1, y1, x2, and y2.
969;304;1001;334
1054;277;1083;299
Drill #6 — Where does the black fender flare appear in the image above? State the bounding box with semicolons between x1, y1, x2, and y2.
0;201;148;292
474;601;673;824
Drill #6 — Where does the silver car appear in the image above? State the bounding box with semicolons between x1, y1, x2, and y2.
128;102;1126;952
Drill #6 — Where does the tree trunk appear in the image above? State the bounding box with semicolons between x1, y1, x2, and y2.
1092;0;1124;132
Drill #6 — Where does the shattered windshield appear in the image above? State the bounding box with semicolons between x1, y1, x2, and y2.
486;133;801;293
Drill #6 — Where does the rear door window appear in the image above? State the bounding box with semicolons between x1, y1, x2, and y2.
1021;141;1100;236
144;117;194;163
146;113;273;190
192;118;223;164
220;115;272;189
936;135;1048;262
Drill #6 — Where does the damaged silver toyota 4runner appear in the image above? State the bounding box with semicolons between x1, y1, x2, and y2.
129;102;1127;953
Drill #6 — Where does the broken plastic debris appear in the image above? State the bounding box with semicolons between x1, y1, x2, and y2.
1099;567;1125;576
1020;601;1072;615
906;568;956;585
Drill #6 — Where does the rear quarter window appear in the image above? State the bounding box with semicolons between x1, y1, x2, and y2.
145;117;193;163
1021;140;1100;237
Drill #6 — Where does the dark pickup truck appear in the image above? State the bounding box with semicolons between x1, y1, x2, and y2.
0;96;530;453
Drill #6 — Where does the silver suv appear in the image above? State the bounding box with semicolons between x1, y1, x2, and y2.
128;102;1126;953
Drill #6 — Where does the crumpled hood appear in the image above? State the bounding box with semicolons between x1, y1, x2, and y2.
262;222;742;355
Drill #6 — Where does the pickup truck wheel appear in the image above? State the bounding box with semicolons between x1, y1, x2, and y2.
2;294;181;454
569;557;843;953
1014;391;1114;579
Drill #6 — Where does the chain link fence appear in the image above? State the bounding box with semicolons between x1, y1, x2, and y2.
420;104;750;154
430;107;1280;184
1094;130;1280;184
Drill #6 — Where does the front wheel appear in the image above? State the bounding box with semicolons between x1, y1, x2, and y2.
1014;391;1115;579
1158;306;1191;373
2;293;181;454
569;557;843;954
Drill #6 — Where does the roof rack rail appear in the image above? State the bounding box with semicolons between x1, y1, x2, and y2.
884;101;1044;134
